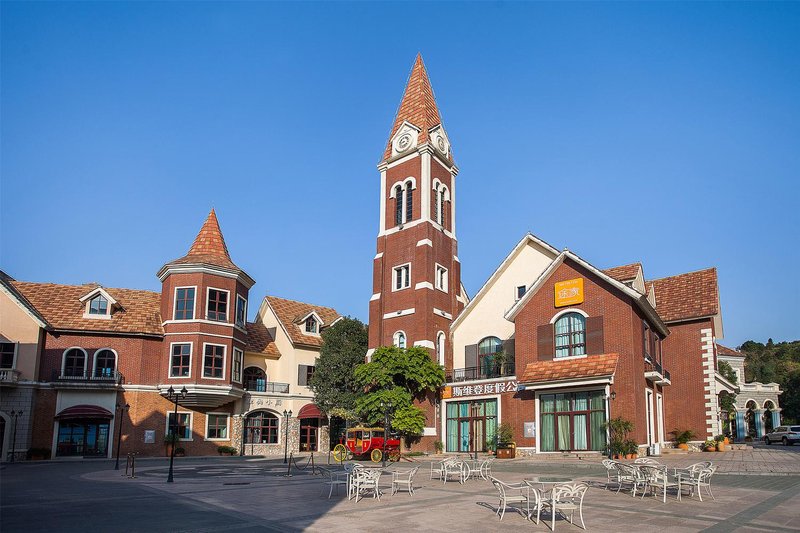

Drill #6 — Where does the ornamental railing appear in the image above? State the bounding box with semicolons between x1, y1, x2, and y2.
0;369;21;383
644;359;670;382
244;380;290;394
51;369;123;383
446;361;516;384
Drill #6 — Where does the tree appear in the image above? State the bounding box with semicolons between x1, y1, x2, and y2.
718;360;738;415
307;317;368;419
353;346;445;436
738;339;800;424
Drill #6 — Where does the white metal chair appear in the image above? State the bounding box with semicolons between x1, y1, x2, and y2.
615;462;648;497
352;468;383;502
479;458;495;480
430;457;457;481
318;466;349;499
346;463;363;500
391;466;419;496
601;459;622;491
680;465;716;501
490;477;535;521
541;482;588;531
443;460;467;484
638;465;682;503
634;457;661;465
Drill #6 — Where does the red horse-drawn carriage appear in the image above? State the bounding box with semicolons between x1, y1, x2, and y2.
332;427;401;463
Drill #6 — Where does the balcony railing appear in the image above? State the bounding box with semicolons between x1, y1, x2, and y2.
243;380;290;394
0;369;21;383
644;359;671;383
52;369;123;384
446;361;516;384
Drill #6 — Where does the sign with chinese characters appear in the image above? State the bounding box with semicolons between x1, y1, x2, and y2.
442;379;519;399
144;430;156;444
251;398;283;408
555;278;584;307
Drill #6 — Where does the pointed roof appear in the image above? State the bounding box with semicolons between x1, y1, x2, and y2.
383;54;447;161
161;209;245;274
604;263;642;282
649;268;719;323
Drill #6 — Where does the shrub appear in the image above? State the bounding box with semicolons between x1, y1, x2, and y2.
434;440;444;453
217;445;238;455
672;429;696;445
497;423;514;446
164;433;180;444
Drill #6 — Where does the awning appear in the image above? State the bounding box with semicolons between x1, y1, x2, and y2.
298;403;324;419
55;404;114;420
518;354;619;388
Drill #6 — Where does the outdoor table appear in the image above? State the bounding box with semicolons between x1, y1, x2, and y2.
524;476;575;498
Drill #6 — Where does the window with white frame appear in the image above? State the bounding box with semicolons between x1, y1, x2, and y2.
515;285;526;301
232;348;243;383
393;331;407;349
93;349;116;377
433;183;447;226
235;295;247;328
393;264;411;291
174;287;195;320
203;344;225;378
305;315;318;333
88;294;109;316
405;182;414;222
207;288;228;321
394;185;404;226
170;343;191;377
436;332;445;366
63;348;87;377
0;342;16;369
206;413;229;440
167;412;192;440
435;264;448;292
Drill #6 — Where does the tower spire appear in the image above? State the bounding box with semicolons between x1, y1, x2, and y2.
382;54;446;161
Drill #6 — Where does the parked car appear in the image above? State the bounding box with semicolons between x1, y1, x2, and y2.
763;426;800;446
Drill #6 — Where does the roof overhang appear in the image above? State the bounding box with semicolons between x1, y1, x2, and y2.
518;375;614;391
158;384;245;408
157;263;255;289
79;287;118;305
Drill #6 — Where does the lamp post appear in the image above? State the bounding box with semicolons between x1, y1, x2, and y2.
283;409;292;464
380;400;393;468
471;403;479;461
114;403;130;470
9;410;22;463
166;386;187;483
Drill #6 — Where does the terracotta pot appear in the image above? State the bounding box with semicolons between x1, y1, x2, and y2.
705;446;716;452
613;454;623;460
678;443;689;450
717;444;726;452
723;437;730;445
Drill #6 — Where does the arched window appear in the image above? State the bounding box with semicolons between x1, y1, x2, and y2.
395;185;404;225
434;183;441;224
244;411;279;444
393;331;406;349
554;312;586;358
94;349;116;377
436;332;446;366
439;187;446;226
243;367;267;392
478;336;503;378
405;182;413;222
63;348;87;377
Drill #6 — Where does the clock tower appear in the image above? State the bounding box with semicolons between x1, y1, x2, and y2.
368;54;465;377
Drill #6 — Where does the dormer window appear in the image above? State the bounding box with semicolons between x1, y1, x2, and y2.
80;287;116;319
89;295;108;315
305;316;318;334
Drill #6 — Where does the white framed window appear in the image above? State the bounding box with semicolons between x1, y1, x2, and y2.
305;315;318;333
393;263;411;291
235;295;247;328
435;264;448;292
174;286;196;321
88;294;109;315
436;331;446;366
62;347;88;377
203;343;226;379
0;342;18;369
232;348;243;383
391;177;416;226
170;342;192;378
166;412;192;440
205;413;230;440
92;348;117;378
80;287;116;319
393;331;407;349
206;287;229;322
515;285;526;301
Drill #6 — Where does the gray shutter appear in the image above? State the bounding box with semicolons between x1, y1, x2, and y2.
537;324;554;361
585;316;604;355
465;344;478;369
298;364;307;386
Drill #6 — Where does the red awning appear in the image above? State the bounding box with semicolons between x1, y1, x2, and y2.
297;403;323;419
55;404;114;420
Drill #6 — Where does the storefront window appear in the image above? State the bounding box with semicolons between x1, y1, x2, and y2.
540;391;606;452
445;399;497;452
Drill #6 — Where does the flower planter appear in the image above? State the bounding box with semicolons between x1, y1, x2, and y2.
716;444;727;452
677;443;689;451
723;437;730;445
496;447;515;459
704;446;716;452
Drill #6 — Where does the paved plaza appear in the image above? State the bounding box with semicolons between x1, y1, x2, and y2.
2;447;799;532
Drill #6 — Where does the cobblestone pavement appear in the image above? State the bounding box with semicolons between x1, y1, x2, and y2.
2;449;799;532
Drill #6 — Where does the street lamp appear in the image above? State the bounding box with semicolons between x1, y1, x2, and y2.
380;400;393;467
114;403;130;470
166;386;187;483
282;410;292;464
471;403;480;461
9;410;22;463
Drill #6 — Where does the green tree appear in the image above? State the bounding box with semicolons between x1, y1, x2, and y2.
739;339;800;423
718;360;738;414
354;346;445;436
307;317;368;419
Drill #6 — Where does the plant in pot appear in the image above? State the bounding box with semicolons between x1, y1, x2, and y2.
164;433;180;456
496;423;515;459
609;438;625;460
672;429;696;450
434;440;444;454
624;439;639;459
175;447;186;457
714;434;726;451
604;417;634;458
704;439;717;452
485;438;496;455
217;445;237;456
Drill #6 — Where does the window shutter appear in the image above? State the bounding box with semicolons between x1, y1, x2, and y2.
585;316;604;355
298;364;307;386
537;324;554;361
465;344;478;369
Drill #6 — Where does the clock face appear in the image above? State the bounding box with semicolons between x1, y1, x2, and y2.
436;135;447;153
397;134;412;151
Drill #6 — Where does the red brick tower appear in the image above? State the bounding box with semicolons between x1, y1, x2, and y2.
157;209;255;408
368;55;464;369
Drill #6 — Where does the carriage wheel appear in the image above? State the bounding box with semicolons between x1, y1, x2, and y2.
370;449;383;463
332;444;348;463
388;448;401;462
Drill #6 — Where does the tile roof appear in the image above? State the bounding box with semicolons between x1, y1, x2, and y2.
245;321;280;357
520;354;619;385
603;262;642;282
383;54;447;162
716;343;745;358
10;280;163;336
266;296;339;348
163;209;242;272
650;268;719;323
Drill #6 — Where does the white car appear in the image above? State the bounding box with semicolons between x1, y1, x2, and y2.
763;426;800;446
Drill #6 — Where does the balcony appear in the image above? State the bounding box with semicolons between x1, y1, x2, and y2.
446;362;516;384
0;368;21;385
51;369;124;388
244;379;290;394
644;359;671;385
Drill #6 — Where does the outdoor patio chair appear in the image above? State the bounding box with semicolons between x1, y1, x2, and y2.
489;477;537;521
634;457;661;465
430;457;457;481
318;466;349;499
478;458;495;480
391;466;420;496
680;465;717;501
637;465;682;503
346;464;364;500
443;460;468;484
352;468;383;502
615;462;648;497
540;482;588;531
601;460;622;491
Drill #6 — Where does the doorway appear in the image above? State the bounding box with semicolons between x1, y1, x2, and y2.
56;420;109;457
300;418;319;452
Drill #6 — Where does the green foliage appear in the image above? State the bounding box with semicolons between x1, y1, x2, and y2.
217;445;237;455
672;428;696;444
604;416;634;455
497;422;515;445
164;433;180;444
718;360;738;385
308;317;368;417
738;339;800;423
623;439;639;455
354;346;445;436
434;441;444;453
704;439;716;448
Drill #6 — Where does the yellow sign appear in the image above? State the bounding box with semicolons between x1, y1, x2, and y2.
441;386;452;399
555;278;584;307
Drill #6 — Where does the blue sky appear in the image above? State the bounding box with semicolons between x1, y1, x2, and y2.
2;2;798;346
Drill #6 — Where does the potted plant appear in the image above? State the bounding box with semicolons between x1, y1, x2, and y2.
434;440;444;454
673;429;696;450
217;445;237;456
714;435;727;452
26;447;51;461
704;439;717;452
604;417;634;458
496;423;516;459
175;447;186;457
485;438;496;455
624;439;639;459
609;438;625;459
164;433;180;456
